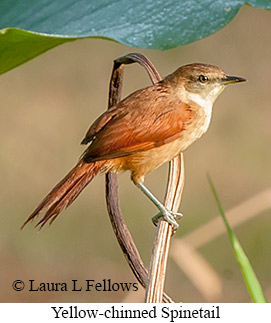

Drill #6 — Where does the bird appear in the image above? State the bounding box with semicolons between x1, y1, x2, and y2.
21;63;246;230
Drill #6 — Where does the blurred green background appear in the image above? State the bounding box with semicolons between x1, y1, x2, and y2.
0;6;270;302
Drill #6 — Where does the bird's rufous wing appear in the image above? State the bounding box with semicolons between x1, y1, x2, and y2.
82;85;193;161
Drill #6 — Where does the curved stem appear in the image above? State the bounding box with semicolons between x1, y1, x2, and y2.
105;53;184;303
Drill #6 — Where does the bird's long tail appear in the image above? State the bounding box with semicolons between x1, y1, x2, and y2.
21;159;107;229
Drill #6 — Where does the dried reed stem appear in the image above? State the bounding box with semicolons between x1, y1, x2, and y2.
145;154;184;302
105;53;177;303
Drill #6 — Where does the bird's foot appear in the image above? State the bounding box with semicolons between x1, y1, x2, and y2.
152;209;183;233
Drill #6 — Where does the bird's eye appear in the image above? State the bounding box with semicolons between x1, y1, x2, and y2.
198;74;208;83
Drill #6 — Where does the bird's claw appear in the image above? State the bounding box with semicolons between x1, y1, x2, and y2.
152;209;183;233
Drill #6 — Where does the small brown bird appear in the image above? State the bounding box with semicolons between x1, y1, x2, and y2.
22;63;246;230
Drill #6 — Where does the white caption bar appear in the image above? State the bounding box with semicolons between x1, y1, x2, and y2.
1;303;270;322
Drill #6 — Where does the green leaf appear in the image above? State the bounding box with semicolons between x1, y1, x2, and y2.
247;0;271;8
0;28;75;75
207;175;267;303
0;0;270;75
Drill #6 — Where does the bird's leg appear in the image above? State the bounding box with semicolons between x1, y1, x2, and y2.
136;182;182;231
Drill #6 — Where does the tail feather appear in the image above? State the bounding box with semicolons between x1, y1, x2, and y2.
21;160;106;229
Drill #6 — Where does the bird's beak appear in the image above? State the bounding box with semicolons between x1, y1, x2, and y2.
222;75;247;84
